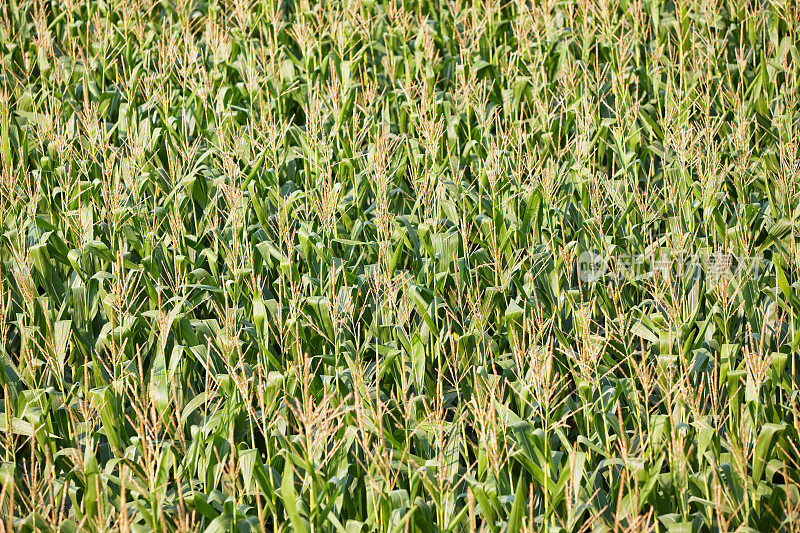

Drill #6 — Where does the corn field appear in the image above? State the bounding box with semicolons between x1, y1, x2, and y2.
1;0;800;530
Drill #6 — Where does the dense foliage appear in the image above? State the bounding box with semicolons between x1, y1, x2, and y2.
1;0;799;530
